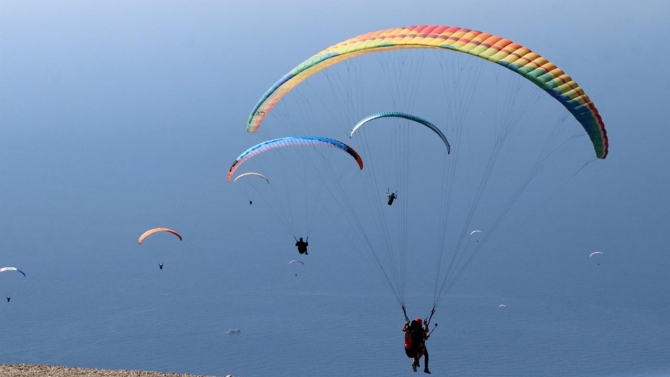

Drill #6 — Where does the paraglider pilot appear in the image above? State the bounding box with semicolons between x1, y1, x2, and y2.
295;237;309;255
387;190;398;206
403;318;431;374
159;263;164;270
6;296;10;303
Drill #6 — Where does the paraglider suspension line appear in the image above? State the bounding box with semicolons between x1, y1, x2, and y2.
425;307;436;328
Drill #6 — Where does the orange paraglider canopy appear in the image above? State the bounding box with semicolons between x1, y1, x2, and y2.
138;228;182;245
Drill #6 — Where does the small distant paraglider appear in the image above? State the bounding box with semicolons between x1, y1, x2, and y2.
0;267;26;302
233;172;269;205
589;251;604;265
227;329;241;334
289;259;304;276
138;228;182;269
470;229;482;243
498;304;506;308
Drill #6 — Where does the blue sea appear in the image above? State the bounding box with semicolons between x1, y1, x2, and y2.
0;214;668;377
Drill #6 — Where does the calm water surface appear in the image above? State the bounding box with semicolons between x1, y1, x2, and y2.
1;229;668;377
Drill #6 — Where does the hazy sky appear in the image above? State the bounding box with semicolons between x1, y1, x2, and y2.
2;1;669;253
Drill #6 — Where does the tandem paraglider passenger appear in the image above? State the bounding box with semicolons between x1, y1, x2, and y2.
387;190;398;206
403;318;431;374
295;237;309;255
